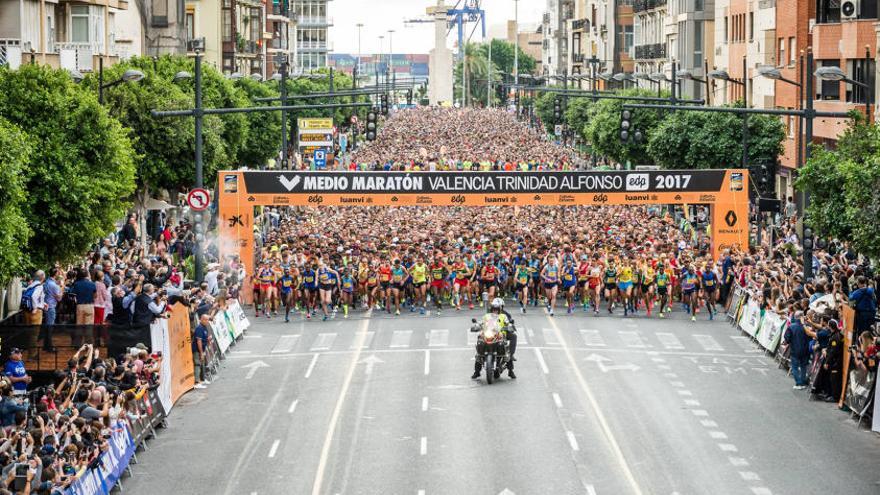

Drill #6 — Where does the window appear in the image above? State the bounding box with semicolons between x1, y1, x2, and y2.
573;32;581;55
222;10;232;42
186;12;195;40
724;16;728;43
816;0;841;23
693;21;703;66
151;0;168;27
788;37;795;65
71;5;90;42
846;59;876;104
778;38;785;65
619;25;633;53
816;60;840;100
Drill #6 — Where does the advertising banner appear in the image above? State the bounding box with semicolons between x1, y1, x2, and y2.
844;369;876;418
739;299;763;338
64;421;135;495
167;304;195;405
756;311;787;353
211;313;233;354
150;318;172;414
727;285;746;321
227;300;251;337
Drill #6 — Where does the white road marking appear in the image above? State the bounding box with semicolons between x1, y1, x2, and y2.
677;390;693;396
517;329;528;345
545;316;644;495
684;399;700;406
651;357;666;363
424;350;431;375
288;399;299;414
709;431;728;439
268;439;280;458
669;381;685;387
692;409;709;417
310;333;337;351
718;443;739;452
619;331;647;348
534;348;550;374
242;361;270;380
390;330;413;348
311;315;372;495
586;485;597;495
231;350;252;354
739;471;761;481
750;487;773;495
579;329;606;346
566;431;580;451
420;436;427;455
730;335;762;353
656;332;684;350
244;334;263;338
728;457;749;467
552;393;563;408
421;396;428;412
429;329;449;347
663;373;678;378
692;334;724;351
657;364;672;370
271;335;300;353
350;331;374;349
526;327;535;339
305;354;320;378
417;490;426;495
701;420;719;428
543;328;561;345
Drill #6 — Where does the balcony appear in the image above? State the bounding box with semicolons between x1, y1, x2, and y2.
269;4;296;21
235;38;261;56
573;53;584;63
0;39;22;68
633;43;666;60
298;40;332;52
572;18;588;30
270;37;288;50
298;16;333;27
634;0;666;12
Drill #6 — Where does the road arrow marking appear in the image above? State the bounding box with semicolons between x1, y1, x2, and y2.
242;360;270;380
498;489;516;495
584;354;639;372
358;354;384;375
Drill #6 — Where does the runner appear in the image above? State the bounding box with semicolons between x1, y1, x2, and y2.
701;261;719;320
514;259;530;314
604;259;619;314
411;256;428;315
340;266;355;318
389;259;408;315
317;262;340;321
279;267;296;322
617;259;635;317
655;263;671;319
681;264;700;322
429;255;447;314
587;255;603;316
561;258;578;314
541;256;560;316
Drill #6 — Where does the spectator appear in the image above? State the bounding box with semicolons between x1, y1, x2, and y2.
69;269;96;348
93;270;111;347
848;276;876;337
0;380;27;427
21;271;45;327
42;268;63;353
2;349;30;397
192;314;211;390
784;312;810;390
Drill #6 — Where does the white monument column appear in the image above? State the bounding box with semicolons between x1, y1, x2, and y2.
427;0;454;105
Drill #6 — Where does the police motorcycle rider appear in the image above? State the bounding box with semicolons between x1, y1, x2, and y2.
471;297;518;380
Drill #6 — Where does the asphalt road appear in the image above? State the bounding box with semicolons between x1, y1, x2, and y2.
125;304;880;495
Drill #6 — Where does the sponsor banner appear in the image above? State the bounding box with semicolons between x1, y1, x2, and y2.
228;300;251;334
739;299;762;338
845;369;876;417
727;285;746;320
149;303;195;413
838;306;856;408
298;117;333;130
64;421;135;495
211;312;234;354
756;311;787;353
240;170;730;196
874;377;880;433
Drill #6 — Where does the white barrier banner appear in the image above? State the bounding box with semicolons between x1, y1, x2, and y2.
211;314;234;354
149;319;173;414
228;300;251;336
873;381;880;433
739;299;763;338
756;311;787;353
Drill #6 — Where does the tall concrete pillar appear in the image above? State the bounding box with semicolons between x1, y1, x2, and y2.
427;0;454;105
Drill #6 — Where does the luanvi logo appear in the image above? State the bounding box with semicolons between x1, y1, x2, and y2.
725;210;738;227
278;175;302;191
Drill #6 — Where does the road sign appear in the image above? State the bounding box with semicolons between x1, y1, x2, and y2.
313;149;327;169
554;124;563;136
186;188;210;211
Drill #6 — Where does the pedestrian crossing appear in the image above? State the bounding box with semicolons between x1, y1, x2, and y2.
255;324;765;356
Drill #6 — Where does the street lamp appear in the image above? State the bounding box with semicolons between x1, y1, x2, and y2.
68;68;84;83
173;71;193;82
815;65;872;117
756;65;801;86
676;68;711;105
98;58;144;104
228;72;244;80
249;73;263;81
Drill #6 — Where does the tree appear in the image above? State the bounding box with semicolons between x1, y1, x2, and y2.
646;102;785;170
0;64;136;267
478;39;537;78
0;118;31;283
285;69;367;126
534;90;560;132
796;114;880;253
563;97;596;140
583;88;670;165
454;43;497;107
232;77;281;168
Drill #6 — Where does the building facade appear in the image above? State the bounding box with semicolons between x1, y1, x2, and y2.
506;20;543;75
542;0;574;76
294;0;331;71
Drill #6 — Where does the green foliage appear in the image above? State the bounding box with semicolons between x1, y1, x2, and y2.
0;64;136;267
233;77;281;168
285;68;367;125
797;116;880;255
583;88;669;165
0;118;31;282
453;43;498;107
563;97;595;140
534;90;559;132
477;39;537;78
646;104;784;170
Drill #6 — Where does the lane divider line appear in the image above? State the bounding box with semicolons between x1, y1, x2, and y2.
288;399;299;414
420;436;427;456
424;350;431;375
304;354;319;379
552;392;564;409
534;348;550;374
268;439;280;458
421;396;428;412
566;431;580;452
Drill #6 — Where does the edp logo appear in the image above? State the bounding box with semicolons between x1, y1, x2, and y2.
625;174;649;191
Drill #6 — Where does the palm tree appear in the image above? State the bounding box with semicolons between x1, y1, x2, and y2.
453;42;501;108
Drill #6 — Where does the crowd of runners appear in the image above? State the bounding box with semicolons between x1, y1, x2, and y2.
245;205;730;322
348;107;584;171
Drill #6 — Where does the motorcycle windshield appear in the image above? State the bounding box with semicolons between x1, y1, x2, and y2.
481;315;500;341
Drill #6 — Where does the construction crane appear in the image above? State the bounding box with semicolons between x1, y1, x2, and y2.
403;0;486;61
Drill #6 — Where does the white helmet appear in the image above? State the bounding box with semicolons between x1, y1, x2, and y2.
491;297;504;310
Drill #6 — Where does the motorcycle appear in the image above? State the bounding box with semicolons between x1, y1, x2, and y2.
470;313;512;384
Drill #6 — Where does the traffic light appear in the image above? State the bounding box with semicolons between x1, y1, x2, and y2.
380;94;389;115
749;159;777;199
619;109;643;145
406;89;413;105
366;107;378;141
553;97;562;123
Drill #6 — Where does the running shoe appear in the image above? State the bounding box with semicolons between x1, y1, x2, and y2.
395;309;401;315
420;307;425;315
469;304;474;310
521;307;526;314
659;313;665;318
322;315;328;321
691;316;696;322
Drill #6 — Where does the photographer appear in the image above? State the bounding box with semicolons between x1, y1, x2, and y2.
130;284;167;349
0;380;27;428
848;276;876;337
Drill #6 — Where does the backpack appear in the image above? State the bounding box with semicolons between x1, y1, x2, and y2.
19;284;37;312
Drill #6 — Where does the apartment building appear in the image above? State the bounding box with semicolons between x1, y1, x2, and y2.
665;0;714;99
542;0;574;77
712;0;776;109
633;0;669;83
506;20;543;75
565;0;633;86
0;0;137;71
294;0;331;72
